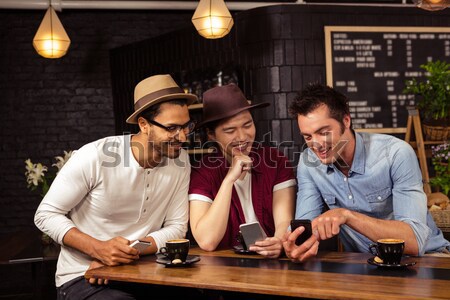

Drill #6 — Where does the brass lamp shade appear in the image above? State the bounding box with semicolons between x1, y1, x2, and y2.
33;7;71;59
414;0;450;11
192;0;234;39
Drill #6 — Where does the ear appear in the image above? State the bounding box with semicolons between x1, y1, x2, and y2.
206;128;216;141
343;114;351;129
138;117;149;134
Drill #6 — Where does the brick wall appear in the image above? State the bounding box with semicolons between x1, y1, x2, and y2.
0;10;192;233
110;5;450;172
1;5;449;234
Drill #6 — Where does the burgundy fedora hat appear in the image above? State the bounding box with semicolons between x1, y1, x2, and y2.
196;83;269;128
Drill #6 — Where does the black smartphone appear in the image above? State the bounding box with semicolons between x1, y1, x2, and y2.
290;219;312;246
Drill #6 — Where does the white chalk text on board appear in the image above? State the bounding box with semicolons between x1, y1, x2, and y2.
325;26;450;129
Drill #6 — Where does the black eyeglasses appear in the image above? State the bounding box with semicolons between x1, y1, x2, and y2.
148;119;196;137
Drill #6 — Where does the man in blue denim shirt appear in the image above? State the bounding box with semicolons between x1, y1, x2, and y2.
283;83;450;262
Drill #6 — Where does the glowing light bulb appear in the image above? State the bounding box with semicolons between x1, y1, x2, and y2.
192;0;234;39
32;7;70;59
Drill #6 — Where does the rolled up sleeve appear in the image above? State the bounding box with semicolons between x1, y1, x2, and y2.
391;143;430;255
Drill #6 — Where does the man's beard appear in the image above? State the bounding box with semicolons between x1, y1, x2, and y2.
151;140;183;159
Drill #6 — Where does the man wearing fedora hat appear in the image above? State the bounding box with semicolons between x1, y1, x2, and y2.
35;74;201;299
188;83;296;258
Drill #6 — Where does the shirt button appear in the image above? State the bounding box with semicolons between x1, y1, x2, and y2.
344;177;347;181
147;184;149;188
143;209;147;213
147;171;150;175
348;195;353;200
146;196;149;201
377;196;381;200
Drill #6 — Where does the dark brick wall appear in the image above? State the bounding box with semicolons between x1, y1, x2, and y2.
0;9;192;234
1;5;449;234
110;4;450;172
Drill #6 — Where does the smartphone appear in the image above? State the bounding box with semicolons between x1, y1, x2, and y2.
130;240;152;252
239;221;267;248
290;219;312;246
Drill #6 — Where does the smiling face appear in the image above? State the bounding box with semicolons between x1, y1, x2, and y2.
140;102;191;161
208;110;255;162
298;104;353;166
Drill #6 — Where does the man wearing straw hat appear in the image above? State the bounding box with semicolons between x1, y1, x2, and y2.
35;74;201;299
188;83;296;258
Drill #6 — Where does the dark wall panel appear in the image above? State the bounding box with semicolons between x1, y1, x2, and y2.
110;4;450;170
0;10;192;233
1;4;449;233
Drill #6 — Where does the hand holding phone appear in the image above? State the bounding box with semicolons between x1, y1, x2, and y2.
130;240;152;253
290;219;312;246
239;221;267;248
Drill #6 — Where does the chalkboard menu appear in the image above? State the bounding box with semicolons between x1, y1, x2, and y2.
325;26;450;129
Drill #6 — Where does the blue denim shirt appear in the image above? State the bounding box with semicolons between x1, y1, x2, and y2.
295;131;450;255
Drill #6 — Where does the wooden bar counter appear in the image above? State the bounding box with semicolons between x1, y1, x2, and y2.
85;247;450;299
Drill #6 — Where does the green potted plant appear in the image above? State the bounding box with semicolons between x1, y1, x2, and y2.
430;143;450;196
403;59;450;140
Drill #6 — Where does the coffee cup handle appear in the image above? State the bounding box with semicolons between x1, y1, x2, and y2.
160;247;169;257
369;244;379;257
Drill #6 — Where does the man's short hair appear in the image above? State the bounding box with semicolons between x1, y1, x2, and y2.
289;83;350;124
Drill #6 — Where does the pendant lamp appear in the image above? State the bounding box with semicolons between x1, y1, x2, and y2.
33;6;71;59
192;0;234;39
414;0;450;11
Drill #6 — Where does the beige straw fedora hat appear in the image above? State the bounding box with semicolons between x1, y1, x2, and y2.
126;74;198;124
196;83;269;128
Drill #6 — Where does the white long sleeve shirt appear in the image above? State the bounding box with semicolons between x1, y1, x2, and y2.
34;134;191;287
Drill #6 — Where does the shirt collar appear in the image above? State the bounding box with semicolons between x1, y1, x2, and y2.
351;131;366;175
248;145;263;174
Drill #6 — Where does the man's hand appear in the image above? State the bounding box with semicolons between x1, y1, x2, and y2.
282;227;319;262
249;237;283;259
87;260;108;285
312;208;348;241
91;236;139;266
226;154;253;183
